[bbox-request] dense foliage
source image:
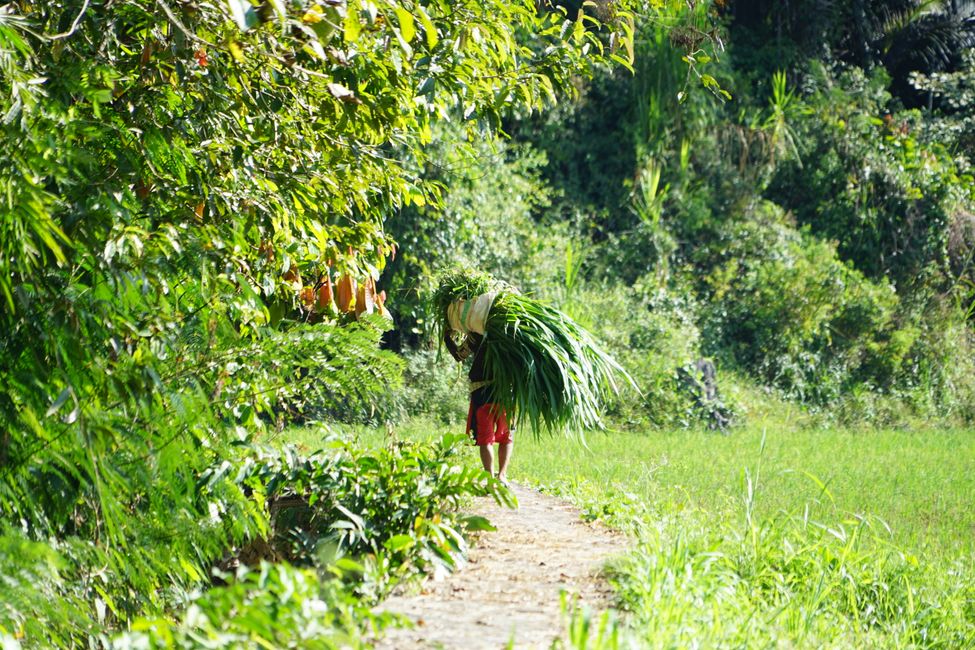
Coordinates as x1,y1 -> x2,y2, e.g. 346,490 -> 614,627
0,0 -> 640,645
4,0 -> 975,645
382,0 -> 975,428
2,431 -> 507,646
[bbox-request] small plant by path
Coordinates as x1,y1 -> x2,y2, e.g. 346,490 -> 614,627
374,483 -> 623,649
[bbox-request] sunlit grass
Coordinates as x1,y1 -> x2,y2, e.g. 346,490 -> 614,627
301,417 -> 975,558
288,416 -> 975,647
516,425 -> 975,559
511,421 -> 975,646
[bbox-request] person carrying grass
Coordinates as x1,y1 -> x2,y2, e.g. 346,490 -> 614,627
444,329 -> 513,486
435,268 -> 631,481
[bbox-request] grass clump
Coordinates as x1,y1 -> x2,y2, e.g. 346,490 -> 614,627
602,499 -> 975,648
431,267 -> 498,326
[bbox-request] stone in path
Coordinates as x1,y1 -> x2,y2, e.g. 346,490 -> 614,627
373,483 -> 623,649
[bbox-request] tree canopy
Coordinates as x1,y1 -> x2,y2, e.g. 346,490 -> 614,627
0,0 -> 645,642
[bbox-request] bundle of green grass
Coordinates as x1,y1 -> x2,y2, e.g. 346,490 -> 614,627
433,268 -> 633,434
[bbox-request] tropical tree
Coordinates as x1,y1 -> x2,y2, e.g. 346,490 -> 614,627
726,0 -> 975,104
0,0 -> 642,641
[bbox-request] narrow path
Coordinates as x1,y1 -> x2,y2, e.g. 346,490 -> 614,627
374,483 -> 623,649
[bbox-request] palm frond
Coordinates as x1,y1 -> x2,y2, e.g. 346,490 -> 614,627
884,11 -> 975,74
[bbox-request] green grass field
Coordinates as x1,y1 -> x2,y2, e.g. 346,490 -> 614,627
518,426 -> 975,557
287,419 -> 975,556
279,418 -> 975,647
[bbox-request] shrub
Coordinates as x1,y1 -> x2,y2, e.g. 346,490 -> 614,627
896,301 -> 975,423
698,201 -> 903,403
111,563 -> 386,650
0,430 -> 509,647
232,433 -> 511,599
768,65 -> 975,287
564,276 -> 732,429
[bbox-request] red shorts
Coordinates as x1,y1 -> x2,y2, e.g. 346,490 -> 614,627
466,402 -> 513,446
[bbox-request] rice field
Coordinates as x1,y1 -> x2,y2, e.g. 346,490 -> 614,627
518,424 -> 975,647
283,419 -> 975,647
518,425 -> 975,558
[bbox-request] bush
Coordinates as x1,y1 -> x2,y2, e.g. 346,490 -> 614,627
0,430 -> 509,647
233,433 -> 511,600
768,65 -> 975,287
564,276 -> 732,429
896,301 -> 975,423
382,348 -> 470,426
111,563 -> 385,650
698,201 -> 903,403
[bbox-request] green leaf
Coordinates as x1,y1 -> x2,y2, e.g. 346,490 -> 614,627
334,557 -> 365,573
344,0 -> 361,42
384,534 -> 415,551
226,0 -> 258,31
267,0 -> 287,25
573,10 -> 585,43
417,7 -> 439,48
334,503 -> 366,530
395,7 -> 415,44
609,52 -> 634,73
461,515 -> 496,532
46,387 -> 72,417
179,556 -> 203,581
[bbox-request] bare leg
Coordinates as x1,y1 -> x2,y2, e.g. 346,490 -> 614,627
497,443 -> 513,481
478,444 -> 493,475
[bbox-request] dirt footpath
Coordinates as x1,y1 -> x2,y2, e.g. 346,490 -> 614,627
373,483 -> 624,649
